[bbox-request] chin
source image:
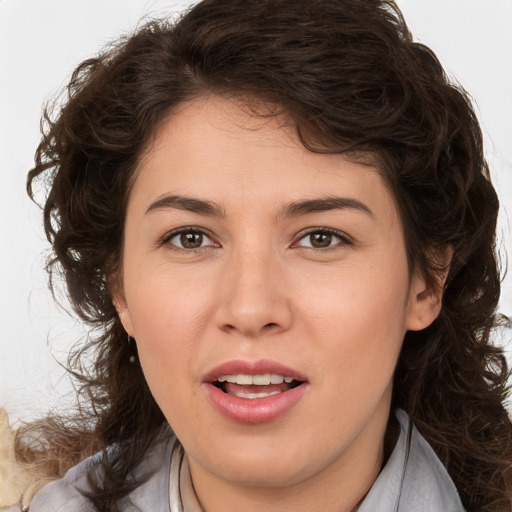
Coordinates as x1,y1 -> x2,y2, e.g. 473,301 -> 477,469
216,463 -> 311,489
197,439 -> 328,489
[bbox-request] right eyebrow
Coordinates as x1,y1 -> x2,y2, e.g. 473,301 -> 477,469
145,194 -> 225,217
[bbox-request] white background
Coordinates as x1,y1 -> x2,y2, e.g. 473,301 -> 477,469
1,0 -> 511,425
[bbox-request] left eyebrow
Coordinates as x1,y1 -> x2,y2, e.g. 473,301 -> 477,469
276,197 -> 374,220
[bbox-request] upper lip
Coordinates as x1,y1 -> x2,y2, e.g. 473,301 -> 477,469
203,359 -> 307,383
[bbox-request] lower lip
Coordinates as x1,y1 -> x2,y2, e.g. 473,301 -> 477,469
203,383 -> 309,424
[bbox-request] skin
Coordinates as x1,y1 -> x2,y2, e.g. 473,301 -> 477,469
114,95 -> 442,512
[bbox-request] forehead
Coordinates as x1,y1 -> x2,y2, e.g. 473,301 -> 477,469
131,95 -> 399,225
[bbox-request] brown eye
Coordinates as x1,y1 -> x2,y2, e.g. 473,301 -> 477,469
180,232 -> 203,249
296,230 -> 348,250
309,233 -> 332,248
167,230 -> 215,250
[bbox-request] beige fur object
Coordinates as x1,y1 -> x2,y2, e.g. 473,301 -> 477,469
0,409 -> 51,511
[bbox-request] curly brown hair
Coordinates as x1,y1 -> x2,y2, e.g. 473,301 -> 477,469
22,0 -> 511,510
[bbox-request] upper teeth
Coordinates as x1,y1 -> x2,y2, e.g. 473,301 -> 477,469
217,374 -> 294,385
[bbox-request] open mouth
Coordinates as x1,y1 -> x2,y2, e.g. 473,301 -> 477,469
212,373 -> 304,399
204,363 -> 310,423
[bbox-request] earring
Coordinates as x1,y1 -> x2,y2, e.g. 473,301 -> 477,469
127,335 -> 136,363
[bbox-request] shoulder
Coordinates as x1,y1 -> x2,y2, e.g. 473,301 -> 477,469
396,410 -> 465,512
28,455 -> 98,512
29,436 -> 177,512
360,410 -> 465,512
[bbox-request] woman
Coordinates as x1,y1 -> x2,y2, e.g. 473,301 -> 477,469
14,0 -> 512,510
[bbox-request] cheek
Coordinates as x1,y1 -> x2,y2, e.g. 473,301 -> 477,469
302,255 -> 410,334
123,270 -> 213,402
298,257 -> 410,383
133,309 -> 203,427
125,259 -> 214,335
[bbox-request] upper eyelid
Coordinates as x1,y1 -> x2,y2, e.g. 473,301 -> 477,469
160,226 -> 218,246
158,226 -> 352,247
294,227 -> 351,242
291,229 -> 354,252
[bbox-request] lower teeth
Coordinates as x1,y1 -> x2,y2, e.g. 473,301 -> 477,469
231,390 -> 282,399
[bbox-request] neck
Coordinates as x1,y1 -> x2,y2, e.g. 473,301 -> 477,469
186,404 -> 392,512
190,476 -> 372,512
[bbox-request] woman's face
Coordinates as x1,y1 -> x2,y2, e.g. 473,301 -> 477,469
115,96 -> 437,498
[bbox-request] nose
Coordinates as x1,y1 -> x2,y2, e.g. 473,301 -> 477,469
215,248 -> 293,337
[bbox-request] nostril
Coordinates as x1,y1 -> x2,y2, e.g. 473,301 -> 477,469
263,322 -> 278,329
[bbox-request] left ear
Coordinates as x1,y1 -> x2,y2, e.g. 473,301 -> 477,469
406,246 -> 453,331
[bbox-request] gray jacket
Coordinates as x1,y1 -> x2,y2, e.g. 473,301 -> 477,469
23,410 -> 465,511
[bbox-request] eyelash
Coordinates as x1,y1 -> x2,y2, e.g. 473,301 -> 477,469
293,228 -> 353,252
159,227 -> 352,253
160,227 -> 218,253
